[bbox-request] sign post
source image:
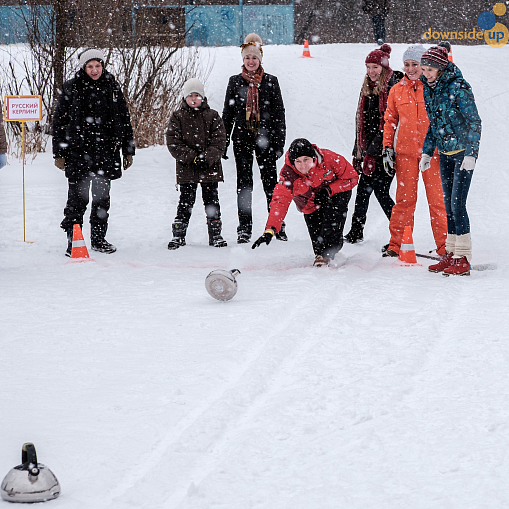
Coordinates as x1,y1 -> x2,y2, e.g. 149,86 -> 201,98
4,95 -> 43,242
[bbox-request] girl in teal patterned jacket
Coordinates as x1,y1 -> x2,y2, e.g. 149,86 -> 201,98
419,44 -> 482,276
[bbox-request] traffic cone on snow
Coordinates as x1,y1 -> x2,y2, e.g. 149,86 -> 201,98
70,224 -> 90,259
398,226 -> 417,264
448,45 -> 453,62
301,40 -> 313,58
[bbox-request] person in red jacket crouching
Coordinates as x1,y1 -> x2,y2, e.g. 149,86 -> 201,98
252,138 -> 359,267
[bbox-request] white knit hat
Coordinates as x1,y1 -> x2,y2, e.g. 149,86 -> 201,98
402,45 -> 426,64
182,78 -> 205,99
78,48 -> 105,68
241,33 -> 263,63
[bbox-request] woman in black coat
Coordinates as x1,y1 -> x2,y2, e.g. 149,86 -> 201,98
222,33 -> 286,244
52,48 -> 135,256
345,44 -> 402,245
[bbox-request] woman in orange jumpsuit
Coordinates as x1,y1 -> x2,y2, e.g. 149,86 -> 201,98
382,45 -> 447,257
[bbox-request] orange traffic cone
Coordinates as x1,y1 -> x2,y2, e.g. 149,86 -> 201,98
398,226 -> 417,264
301,40 -> 313,58
70,224 -> 90,260
448,46 -> 453,62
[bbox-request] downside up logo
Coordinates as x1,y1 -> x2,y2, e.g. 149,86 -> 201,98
423,2 -> 508,48
477,2 -> 508,47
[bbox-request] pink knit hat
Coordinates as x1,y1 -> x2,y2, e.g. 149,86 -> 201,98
365,43 -> 392,69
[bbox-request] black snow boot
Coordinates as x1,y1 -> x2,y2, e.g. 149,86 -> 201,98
275,222 -> 288,241
65,230 -> 73,257
168,220 -> 188,250
237,225 -> 252,244
208,219 -> 227,248
344,216 -> 366,244
91,223 -> 117,254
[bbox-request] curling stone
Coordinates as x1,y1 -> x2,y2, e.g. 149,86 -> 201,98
205,269 -> 241,301
1,443 -> 60,503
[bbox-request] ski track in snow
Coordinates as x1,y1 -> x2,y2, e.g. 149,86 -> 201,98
1,43 -> 509,509
105,271 -> 341,507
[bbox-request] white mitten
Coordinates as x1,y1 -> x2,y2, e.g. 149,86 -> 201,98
459,155 -> 476,171
419,154 -> 432,172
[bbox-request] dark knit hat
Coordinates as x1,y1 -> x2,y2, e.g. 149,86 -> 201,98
365,43 -> 392,68
420,45 -> 449,70
288,138 -> 316,165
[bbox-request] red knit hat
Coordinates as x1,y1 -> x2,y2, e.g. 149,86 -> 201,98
365,43 -> 392,68
420,46 -> 449,70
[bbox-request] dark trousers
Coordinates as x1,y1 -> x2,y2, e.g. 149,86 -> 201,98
304,190 -> 352,259
372,15 -> 386,43
233,141 -> 278,234
439,152 -> 473,235
175,182 -> 221,224
351,158 -> 394,220
61,174 -> 111,232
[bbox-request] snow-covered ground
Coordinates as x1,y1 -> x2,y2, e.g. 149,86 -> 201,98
1,43 -> 508,508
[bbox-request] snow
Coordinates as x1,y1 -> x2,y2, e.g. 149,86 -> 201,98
1,43 -> 509,508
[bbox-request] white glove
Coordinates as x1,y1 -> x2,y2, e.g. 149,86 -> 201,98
382,147 -> 395,177
460,155 -> 476,171
419,154 -> 431,172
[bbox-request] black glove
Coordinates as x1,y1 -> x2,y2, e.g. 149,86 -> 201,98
382,147 -> 395,177
252,228 -> 275,249
352,157 -> 362,174
313,186 -> 331,207
193,154 -> 209,171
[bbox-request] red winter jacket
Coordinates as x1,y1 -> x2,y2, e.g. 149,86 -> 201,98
266,145 -> 358,232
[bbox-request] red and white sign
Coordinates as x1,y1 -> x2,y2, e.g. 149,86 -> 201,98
4,95 -> 42,122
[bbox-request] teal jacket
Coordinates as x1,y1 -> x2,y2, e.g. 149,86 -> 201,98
421,63 -> 482,159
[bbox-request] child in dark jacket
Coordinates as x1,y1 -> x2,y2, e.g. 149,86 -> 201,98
166,78 -> 227,249
252,138 -> 359,267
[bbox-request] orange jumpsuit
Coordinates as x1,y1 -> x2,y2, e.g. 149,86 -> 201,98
383,76 -> 447,255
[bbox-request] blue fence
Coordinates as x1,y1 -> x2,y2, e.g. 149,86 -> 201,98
185,5 -> 294,46
0,6 -> 54,45
0,4 -> 294,46
0,6 -> 33,44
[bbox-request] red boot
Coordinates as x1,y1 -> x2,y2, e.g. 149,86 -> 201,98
443,256 -> 471,276
428,252 -> 453,273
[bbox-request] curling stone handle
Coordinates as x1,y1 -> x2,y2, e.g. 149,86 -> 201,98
230,269 -> 241,278
21,443 -> 40,475
22,443 -> 37,466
